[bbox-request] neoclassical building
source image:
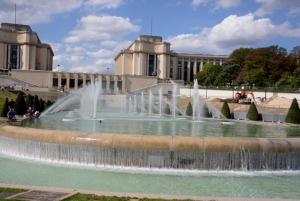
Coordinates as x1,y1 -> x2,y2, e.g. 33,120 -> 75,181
0,23 -> 53,71
115,35 -> 228,83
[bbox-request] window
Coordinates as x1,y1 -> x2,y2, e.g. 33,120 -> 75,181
190,62 -> 194,82
9,45 -> 20,70
170,67 -> 173,78
177,61 -> 182,80
70,79 -> 75,88
53,78 -> 58,87
197,62 -> 201,72
78,79 -> 83,87
148,54 -> 157,76
184,61 -> 188,82
61,79 -> 66,86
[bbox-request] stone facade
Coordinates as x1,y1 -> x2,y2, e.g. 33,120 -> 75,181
115,35 -> 228,83
0,23 -> 53,71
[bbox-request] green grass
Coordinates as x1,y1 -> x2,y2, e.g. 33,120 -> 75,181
0,187 -> 26,194
0,91 -> 17,113
63,193 -> 211,201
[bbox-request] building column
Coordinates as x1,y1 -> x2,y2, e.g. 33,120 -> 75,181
193,59 -> 197,79
66,73 -> 70,90
173,57 -> 177,80
213,60 -> 216,65
121,75 -> 126,93
22,45 -> 30,70
90,74 -> 95,84
187,58 -> 191,82
200,59 -> 204,71
58,73 -> 62,88
114,76 -> 118,94
220,59 -> 223,66
74,74 -> 78,90
83,74 -> 86,86
106,75 -> 110,93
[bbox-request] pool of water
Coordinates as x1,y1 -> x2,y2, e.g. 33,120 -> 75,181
0,155 -> 300,200
20,112 -> 300,138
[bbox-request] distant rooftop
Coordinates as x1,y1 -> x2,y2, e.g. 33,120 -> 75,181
138,35 -> 163,43
1,23 -> 32,32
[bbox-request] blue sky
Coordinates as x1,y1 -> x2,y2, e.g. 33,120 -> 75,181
1,0 -> 300,73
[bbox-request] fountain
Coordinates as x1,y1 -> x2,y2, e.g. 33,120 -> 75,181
1,79 -> 300,200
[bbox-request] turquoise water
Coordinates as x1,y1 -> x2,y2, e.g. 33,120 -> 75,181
20,112 -> 300,138
0,155 -> 300,199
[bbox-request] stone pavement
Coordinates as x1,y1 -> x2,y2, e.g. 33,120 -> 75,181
0,183 -> 298,201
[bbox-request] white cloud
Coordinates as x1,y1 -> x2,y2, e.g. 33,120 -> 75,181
255,0 -> 300,17
64,15 -> 140,43
192,0 -> 240,8
84,0 -> 123,8
53,15 -> 139,73
0,0 -> 124,25
168,13 -> 300,55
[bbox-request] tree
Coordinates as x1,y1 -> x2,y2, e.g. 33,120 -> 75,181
286,98 -> 300,124
15,92 -> 27,115
33,95 -> 41,111
26,94 -> 34,107
164,104 -> 171,115
1,98 -> 9,117
186,102 -> 193,116
40,98 -> 45,112
197,64 -> 230,86
247,103 -> 260,121
46,100 -> 53,108
201,103 -> 212,118
221,101 -> 231,119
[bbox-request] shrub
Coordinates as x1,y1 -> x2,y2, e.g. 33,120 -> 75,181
15,92 -> 27,115
247,102 -> 260,121
201,103 -> 212,118
1,98 -> 9,117
40,98 -> 45,112
286,98 -> 300,124
33,95 -> 41,111
221,101 -> 231,119
46,100 -> 53,108
164,104 -> 171,115
25,94 -> 33,107
186,102 -> 193,116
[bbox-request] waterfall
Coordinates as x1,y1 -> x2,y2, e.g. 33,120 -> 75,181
1,135 -> 299,170
192,79 -> 199,120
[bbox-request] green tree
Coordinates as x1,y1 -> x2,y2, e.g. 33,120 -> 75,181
286,98 -> 300,124
25,94 -> 34,107
40,98 -> 45,112
15,92 -> 27,115
186,102 -> 193,116
201,103 -> 212,118
221,101 -> 231,119
197,64 -> 229,86
1,98 -> 9,117
247,103 -> 260,121
46,100 -> 53,108
33,95 -> 41,111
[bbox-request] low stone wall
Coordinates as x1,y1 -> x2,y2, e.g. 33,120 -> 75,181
1,125 -> 300,170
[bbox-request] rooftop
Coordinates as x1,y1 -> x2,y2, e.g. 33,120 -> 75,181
1,23 -> 32,32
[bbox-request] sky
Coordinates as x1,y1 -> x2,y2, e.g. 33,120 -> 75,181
0,0 -> 300,73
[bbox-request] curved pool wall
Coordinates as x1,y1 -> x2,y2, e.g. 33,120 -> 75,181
1,125 -> 300,170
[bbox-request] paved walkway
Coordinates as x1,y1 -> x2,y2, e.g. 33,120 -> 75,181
0,183 -> 298,201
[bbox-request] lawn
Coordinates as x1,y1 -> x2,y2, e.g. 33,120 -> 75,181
0,91 -> 17,113
63,193 -> 198,201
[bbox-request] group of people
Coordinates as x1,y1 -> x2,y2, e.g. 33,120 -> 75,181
24,106 -> 40,120
6,100 -> 40,122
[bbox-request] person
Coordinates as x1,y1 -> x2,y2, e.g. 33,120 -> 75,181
7,108 -> 16,121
